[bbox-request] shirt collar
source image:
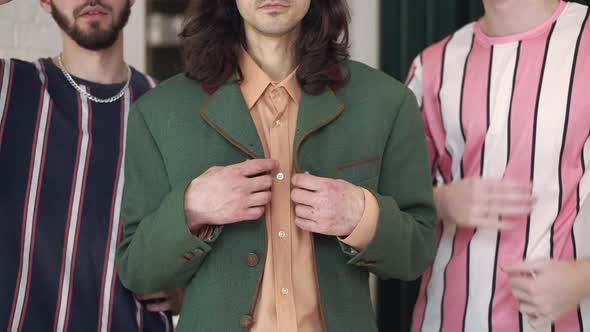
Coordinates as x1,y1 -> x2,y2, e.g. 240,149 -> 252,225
238,48 -> 301,109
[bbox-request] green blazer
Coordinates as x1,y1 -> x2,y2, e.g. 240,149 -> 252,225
116,61 -> 437,331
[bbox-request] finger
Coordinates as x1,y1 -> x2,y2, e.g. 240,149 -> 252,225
234,159 -> 279,177
528,315 -> 552,330
487,194 -> 537,205
486,204 -> 534,218
247,191 -> 272,207
484,179 -> 533,193
291,173 -> 325,191
484,196 -> 535,212
294,217 -> 319,233
291,188 -> 317,206
519,303 -> 539,315
512,288 -> 534,304
502,259 -> 548,274
475,195 -> 534,213
135,292 -> 166,300
468,217 -> 518,229
243,206 -> 266,221
295,204 -> 318,221
507,276 -> 534,296
146,300 -> 172,313
247,175 -> 273,193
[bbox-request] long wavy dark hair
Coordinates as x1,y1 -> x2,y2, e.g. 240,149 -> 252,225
180,0 -> 351,94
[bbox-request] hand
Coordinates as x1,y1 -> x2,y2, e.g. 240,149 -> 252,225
434,178 -> 535,229
0,0 -> 13,5
503,259 -> 590,329
291,173 -> 365,237
136,288 -> 185,315
184,159 -> 278,233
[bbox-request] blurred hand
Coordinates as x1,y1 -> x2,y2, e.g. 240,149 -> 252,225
184,159 -> 278,233
136,288 -> 184,315
0,0 -> 13,5
504,259 -> 590,329
434,178 -> 536,229
291,173 -> 365,237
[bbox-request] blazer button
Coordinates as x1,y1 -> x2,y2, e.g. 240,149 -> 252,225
240,314 -> 254,329
246,253 -> 259,267
180,252 -> 195,263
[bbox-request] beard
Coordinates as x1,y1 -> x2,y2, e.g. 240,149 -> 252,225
51,0 -> 131,51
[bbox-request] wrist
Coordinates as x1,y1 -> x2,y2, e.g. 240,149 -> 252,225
433,185 -> 449,221
185,214 -> 204,234
184,208 -> 203,234
183,182 -> 204,234
580,258 -> 590,298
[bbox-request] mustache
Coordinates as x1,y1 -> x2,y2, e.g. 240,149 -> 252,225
73,0 -> 113,17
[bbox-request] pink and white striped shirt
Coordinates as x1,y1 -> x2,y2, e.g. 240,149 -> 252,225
408,2 -> 590,332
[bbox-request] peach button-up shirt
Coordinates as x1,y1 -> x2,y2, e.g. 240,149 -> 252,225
236,49 -> 380,332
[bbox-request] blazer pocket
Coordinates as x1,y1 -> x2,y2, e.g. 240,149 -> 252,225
332,154 -> 381,188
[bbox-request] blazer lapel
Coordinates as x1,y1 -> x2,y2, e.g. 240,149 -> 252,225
293,88 -> 345,171
199,82 -> 265,159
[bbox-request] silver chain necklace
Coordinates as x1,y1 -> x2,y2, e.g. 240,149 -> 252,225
57,54 -> 131,104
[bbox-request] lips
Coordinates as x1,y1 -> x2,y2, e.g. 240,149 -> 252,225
260,3 -> 288,10
79,6 -> 108,17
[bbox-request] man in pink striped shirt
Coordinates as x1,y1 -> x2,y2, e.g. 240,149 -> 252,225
408,0 -> 590,331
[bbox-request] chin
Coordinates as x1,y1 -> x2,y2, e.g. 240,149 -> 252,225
257,22 -> 297,36
78,23 -> 109,33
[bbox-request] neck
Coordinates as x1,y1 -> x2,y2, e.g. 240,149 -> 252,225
56,33 -> 127,84
244,26 -> 299,81
480,0 -> 561,37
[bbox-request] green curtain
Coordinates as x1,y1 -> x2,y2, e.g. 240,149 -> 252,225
380,0 -> 589,81
377,1 -> 588,331
380,0 -> 483,81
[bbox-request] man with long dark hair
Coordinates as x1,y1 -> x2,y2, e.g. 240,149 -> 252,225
116,0 -> 437,330
408,0 -> 590,331
0,0 -> 181,331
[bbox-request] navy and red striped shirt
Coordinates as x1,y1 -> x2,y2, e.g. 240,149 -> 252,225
0,58 -> 171,332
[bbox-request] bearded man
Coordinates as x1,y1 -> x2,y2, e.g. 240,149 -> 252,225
0,1 -> 182,331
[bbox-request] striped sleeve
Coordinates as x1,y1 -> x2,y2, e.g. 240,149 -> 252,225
406,55 -> 423,108
406,55 -> 438,179
0,59 -> 15,148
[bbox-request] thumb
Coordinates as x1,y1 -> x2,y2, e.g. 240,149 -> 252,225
502,259 -> 547,274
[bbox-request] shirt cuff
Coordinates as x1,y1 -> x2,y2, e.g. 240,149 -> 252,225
339,188 -> 380,251
195,225 -> 216,241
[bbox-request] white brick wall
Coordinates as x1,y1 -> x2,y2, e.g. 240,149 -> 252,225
0,1 -> 375,73
0,0 -> 61,60
0,0 -> 146,71
347,0 -> 380,69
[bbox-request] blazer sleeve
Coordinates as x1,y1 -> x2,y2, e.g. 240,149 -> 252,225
341,89 -> 438,281
116,105 -> 218,294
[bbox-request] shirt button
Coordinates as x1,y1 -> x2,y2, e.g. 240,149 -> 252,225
281,288 -> 289,295
276,172 -> 285,181
278,230 -> 286,238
